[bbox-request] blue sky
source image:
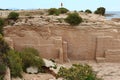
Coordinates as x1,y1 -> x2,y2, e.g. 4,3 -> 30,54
0,0 -> 119,11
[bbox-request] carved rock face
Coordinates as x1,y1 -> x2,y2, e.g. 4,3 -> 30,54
4,24 -> 120,63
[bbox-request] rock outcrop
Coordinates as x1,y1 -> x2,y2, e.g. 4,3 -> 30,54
4,21 -> 120,63
3,10 -> 120,63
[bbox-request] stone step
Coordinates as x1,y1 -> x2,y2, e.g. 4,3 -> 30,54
96,57 -> 106,63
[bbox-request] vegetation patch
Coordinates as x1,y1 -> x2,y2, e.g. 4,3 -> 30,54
48,7 -> 69,15
19,47 -> 45,72
85,9 -> 92,13
94,7 -> 106,16
7,50 -> 23,78
48,8 -> 60,16
57,64 -> 102,80
65,12 -> 82,26
0,18 -> 5,35
0,63 -> 6,80
58,7 -> 69,14
0,35 -> 10,55
8,12 -> 19,20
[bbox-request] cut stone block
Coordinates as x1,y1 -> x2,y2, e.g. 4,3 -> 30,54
105,49 -> 120,62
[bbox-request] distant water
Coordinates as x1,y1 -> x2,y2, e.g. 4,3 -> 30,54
105,11 -> 120,20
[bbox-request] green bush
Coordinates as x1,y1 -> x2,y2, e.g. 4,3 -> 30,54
48,8 -> 60,15
48,8 -> 69,15
54,10 -> 60,16
0,35 -> 10,55
58,8 -> 69,14
0,18 -> 4,35
85,9 -> 92,13
19,47 -> 45,72
57,64 -> 102,80
94,7 -> 106,16
8,12 -> 19,20
0,63 -> 6,80
0,63 -> 6,75
7,50 -> 23,78
79,10 -> 84,12
0,18 -> 4,26
0,75 -> 4,80
65,12 -> 82,26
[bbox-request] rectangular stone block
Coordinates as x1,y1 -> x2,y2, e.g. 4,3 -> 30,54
105,49 -> 120,62
96,36 -> 113,58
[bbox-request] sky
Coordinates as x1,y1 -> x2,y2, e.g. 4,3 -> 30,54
0,0 -> 119,11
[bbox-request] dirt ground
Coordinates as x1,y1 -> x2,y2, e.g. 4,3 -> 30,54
63,61 -> 120,80
12,61 -> 120,80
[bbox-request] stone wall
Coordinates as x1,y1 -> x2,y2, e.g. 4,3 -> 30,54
4,26 -> 120,63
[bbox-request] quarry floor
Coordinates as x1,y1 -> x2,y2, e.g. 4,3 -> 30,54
12,61 -> 120,80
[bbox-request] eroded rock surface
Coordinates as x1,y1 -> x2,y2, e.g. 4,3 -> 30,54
4,21 -> 120,63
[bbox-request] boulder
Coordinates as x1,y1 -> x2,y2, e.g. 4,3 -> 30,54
43,59 -> 56,68
26,67 -> 38,74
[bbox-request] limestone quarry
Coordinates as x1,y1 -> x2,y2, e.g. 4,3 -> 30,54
1,9 -> 120,80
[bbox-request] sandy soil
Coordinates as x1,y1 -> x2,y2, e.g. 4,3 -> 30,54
12,73 -> 54,80
12,61 -> 120,80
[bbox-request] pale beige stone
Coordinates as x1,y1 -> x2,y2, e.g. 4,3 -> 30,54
26,67 -> 38,74
4,67 -> 11,80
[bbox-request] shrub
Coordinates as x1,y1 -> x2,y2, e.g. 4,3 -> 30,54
0,63 -> 6,75
19,47 -> 45,72
65,12 -> 82,26
85,9 -> 92,13
0,35 -> 10,55
0,62 -> 6,80
48,8 -> 60,15
0,75 -> 4,80
54,9 -> 60,16
57,64 -> 102,80
79,10 -> 84,12
74,10 -> 78,13
7,50 -> 23,78
94,7 -> 106,16
58,8 -> 69,14
8,12 -> 19,20
0,18 -> 4,26
0,18 -> 4,35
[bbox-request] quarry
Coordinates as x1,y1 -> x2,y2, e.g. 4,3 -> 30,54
2,9 -> 120,63
1,9 -> 120,80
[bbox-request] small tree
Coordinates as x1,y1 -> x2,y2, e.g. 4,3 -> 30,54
58,7 -> 69,14
65,12 -> 82,26
8,12 -> 19,20
85,9 -> 92,13
94,7 -> 106,16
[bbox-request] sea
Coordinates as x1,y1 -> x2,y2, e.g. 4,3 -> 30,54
105,11 -> 120,20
